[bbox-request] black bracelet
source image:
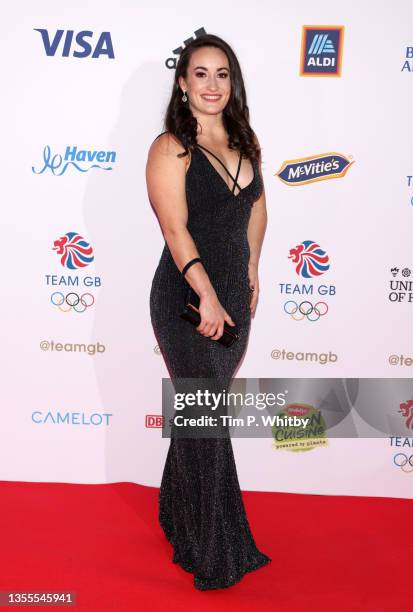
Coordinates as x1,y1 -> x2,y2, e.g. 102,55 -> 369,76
181,257 -> 202,278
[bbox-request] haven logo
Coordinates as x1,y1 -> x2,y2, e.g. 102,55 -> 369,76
46,232 -> 101,314
32,145 -> 115,176
276,152 -> 354,186
279,240 -> 335,323
300,26 -> 344,76
34,29 -> 115,58
165,27 -> 207,69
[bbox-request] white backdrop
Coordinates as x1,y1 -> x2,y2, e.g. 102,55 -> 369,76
2,0 -> 413,498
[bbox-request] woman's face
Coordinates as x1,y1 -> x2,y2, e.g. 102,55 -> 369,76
178,46 -> 231,117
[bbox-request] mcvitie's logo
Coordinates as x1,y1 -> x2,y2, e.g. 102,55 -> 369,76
34,29 -> 115,58
276,152 -> 354,186
300,25 -> 344,76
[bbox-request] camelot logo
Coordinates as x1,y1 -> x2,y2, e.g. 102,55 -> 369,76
300,26 -> 344,76
34,29 -> 115,58
276,153 -> 354,186
32,145 -> 115,176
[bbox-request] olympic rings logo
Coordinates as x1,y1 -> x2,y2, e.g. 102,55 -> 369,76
283,300 -> 328,322
51,291 -> 95,313
393,453 -> 413,473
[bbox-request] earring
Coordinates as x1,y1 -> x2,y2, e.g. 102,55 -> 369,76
182,90 -> 188,102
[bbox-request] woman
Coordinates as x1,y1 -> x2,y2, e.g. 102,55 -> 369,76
146,33 -> 270,590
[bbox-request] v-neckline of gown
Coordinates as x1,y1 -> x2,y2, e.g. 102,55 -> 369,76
195,143 -> 255,199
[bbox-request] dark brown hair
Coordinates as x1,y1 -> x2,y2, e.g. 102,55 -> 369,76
163,34 -> 260,161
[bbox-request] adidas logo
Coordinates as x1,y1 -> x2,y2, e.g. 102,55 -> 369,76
165,27 -> 207,69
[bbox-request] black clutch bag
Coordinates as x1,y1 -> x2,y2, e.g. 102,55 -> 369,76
179,285 -> 239,348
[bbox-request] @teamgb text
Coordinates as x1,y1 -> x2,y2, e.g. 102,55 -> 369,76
51,291 -> 94,312
40,340 -> 105,355
284,300 -> 328,321
393,453 -> 413,472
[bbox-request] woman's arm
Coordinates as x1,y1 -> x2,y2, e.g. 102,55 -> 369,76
247,134 -> 268,317
146,132 -> 235,340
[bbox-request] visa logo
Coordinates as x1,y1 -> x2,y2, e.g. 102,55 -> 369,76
34,29 -> 115,59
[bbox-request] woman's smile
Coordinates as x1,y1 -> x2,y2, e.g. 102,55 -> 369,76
200,94 -> 222,102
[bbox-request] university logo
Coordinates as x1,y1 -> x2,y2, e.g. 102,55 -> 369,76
34,29 -> 115,58
300,26 -> 344,76
276,152 -> 354,186
388,267 -> 413,303
165,27 -> 207,69
32,145 -> 115,176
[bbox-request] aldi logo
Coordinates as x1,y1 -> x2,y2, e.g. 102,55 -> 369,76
300,26 -> 344,76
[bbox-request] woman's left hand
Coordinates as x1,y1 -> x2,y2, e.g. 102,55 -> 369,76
248,263 -> 259,317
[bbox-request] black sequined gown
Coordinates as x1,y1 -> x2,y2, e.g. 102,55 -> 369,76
149,133 -> 271,590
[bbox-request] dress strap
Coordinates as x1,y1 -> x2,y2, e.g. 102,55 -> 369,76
154,130 -> 168,141
196,143 -> 242,193
232,152 -> 242,195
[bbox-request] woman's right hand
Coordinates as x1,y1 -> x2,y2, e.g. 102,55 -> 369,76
196,293 -> 235,341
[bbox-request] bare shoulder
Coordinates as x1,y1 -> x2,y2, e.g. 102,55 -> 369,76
146,132 -> 190,211
147,132 -> 190,171
148,131 -> 184,156
146,132 -> 190,225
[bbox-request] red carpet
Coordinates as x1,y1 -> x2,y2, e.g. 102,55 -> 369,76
0,480 -> 411,611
